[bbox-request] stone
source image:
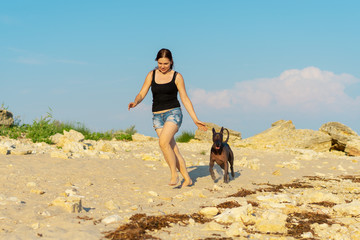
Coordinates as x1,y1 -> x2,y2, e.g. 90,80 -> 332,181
63,129 -> 85,142
0,110 -> 14,126
0,146 -> 9,155
199,207 -> 219,218
62,142 -> 85,153
148,191 -> 159,197
214,204 -> 253,224
105,200 -> 119,211
235,120 -> 332,152
345,139 -> 360,156
30,189 -> 45,195
10,149 -> 32,155
320,122 -> 359,151
225,222 -> 245,237
132,133 -> 157,142
102,215 -> 122,224
194,122 -> 241,143
95,141 -> 116,153
49,133 -> 63,145
255,210 -> 288,233
203,221 -> 225,231
51,196 -> 82,213
333,200 -> 360,216
298,189 -> 343,204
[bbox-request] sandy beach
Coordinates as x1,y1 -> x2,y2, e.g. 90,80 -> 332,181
1,138 -> 360,239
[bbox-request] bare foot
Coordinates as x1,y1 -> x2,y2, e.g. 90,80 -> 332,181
181,179 -> 193,188
169,176 -> 179,186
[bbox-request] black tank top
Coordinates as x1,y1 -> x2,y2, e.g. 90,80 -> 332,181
151,70 -> 181,112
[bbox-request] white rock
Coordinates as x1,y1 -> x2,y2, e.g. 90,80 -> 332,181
301,232 -> 314,238
214,205 -> 253,224
31,222 -> 40,230
257,193 -> 295,205
148,191 -> 159,197
298,189 -> 343,204
255,210 -> 288,233
102,215 -> 122,224
203,221 -> 225,231
334,200 -> 360,216
226,222 -> 245,237
105,200 -> 119,211
199,207 -> 219,218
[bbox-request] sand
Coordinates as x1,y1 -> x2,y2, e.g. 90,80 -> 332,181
1,140 -> 360,239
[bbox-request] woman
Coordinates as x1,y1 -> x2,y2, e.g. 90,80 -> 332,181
128,48 -> 206,188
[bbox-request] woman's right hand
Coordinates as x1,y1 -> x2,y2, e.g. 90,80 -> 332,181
128,102 -> 137,110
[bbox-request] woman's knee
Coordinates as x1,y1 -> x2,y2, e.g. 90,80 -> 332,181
159,137 -> 171,150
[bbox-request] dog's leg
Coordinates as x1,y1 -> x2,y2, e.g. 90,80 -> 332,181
229,149 -> 234,178
223,160 -> 229,183
209,156 -> 216,181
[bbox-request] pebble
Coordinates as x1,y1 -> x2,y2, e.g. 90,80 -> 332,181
102,215 -> 122,224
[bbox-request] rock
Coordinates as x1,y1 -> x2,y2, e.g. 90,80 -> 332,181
102,215 -> 122,224
255,210 -> 288,233
49,133 -> 63,144
320,122 -> 359,151
204,221 -> 225,231
345,139 -> 360,156
30,189 -> 45,195
236,120 -> 332,152
225,222 -> 245,237
333,200 -> 360,216
63,130 -> 84,142
95,141 -> 116,153
0,146 -> 9,155
132,133 -> 157,142
105,200 -> 119,211
148,191 -> 159,197
199,207 -> 219,218
298,189 -> 343,204
62,142 -> 85,153
0,110 -> 14,126
194,122 -> 241,143
214,205 -> 253,224
51,196 -> 82,213
10,149 -> 32,155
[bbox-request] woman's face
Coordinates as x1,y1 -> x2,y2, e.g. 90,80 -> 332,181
157,57 -> 172,73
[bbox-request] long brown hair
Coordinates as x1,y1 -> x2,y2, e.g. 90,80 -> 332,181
155,48 -> 174,69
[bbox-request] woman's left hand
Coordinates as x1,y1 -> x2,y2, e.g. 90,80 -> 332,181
195,120 -> 207,131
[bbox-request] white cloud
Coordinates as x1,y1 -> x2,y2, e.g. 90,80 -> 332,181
190,67 -> 360,113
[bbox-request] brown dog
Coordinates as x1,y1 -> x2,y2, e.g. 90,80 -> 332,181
209,127 -> 234,183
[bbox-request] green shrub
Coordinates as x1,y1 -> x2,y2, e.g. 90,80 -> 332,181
0,107 -> 137,143
176,130 -> 195,143
26,113 -> 58,144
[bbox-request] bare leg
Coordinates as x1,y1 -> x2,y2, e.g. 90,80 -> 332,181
156,122 -> 192,187
170,138 -> 192,188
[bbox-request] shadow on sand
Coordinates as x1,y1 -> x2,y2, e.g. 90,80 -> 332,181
187,165 -> 241,184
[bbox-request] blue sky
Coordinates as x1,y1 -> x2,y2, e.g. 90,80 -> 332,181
1,1 -> 359,138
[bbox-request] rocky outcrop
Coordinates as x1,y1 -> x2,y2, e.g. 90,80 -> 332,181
194,122 -> 241,144
320,122 -> 360,156
235,120 -> 332,152
0,110 -> 14,126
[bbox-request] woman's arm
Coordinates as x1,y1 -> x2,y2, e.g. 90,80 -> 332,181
128,71 -> 153,110
176,73 -> 207,130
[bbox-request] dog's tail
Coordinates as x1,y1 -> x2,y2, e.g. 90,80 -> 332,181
224,128 -> 230,143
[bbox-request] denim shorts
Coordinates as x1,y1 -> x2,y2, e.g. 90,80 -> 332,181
152,107 -> 183,130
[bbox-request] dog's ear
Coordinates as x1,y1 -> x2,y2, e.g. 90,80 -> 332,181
220,127 -> 224,134
212,128 -> 216,134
